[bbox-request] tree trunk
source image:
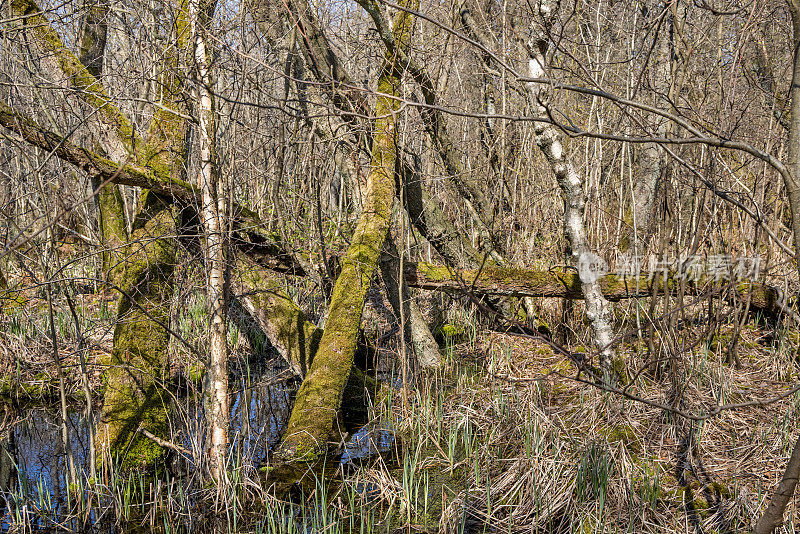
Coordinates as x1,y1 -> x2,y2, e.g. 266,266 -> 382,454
754,1 -> 800,531
95,0 -> 192,471
402,262 -> 784,317
76,0 -> 129,284
96,191 -> 179,471
275,0 -> 415,462
190,0 -> 227,481
521,4 -> 616,370
358,0 -> 502,263
380,232 -> 442,369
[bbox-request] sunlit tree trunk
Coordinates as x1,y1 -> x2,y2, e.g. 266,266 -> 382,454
96,0 -> 191,470
189,0 -> 228,481
520,0 -> 616,370
276,0 -> 417,462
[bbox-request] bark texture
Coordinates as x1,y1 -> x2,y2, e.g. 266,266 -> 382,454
190,0 -> 228,481
521,2 -> 616,369
276,0 -> 416,462
96,192 -> 179,470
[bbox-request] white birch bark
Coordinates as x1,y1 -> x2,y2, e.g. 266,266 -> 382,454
189,0 -> 228,482
522,3 -> 616,370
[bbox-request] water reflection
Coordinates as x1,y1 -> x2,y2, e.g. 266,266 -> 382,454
0,357 -> 394,531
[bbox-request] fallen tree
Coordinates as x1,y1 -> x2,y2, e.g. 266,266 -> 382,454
0,101 -> 303,276
401,262 -> 786,318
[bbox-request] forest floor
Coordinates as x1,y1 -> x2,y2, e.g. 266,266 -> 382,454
1,285 -> 799,532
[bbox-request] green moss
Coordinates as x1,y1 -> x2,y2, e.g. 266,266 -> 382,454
384,449 -> 466,530
440,323 -> 465,341
97,192 -> 179,471
683,484 -> 711,518
0,289 -> 27,312
96,183 -> 128,285
277,1 -> 408,463
0,376 -> 88,404
600,424 -> 639,452
186,360 -> 205,384
709,481 -> 731,499
610,356 -> 629,382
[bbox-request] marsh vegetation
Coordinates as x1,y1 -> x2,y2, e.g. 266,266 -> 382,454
2,0 -> 800,531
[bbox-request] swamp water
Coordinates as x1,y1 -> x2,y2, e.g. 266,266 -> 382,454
0,359 -> 397,533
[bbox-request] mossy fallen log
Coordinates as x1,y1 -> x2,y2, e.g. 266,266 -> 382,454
234,259 -> 321,377
402,263 -> 787,318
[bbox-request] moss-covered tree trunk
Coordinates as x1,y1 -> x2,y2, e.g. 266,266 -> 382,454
8,0 -> 182,472
357,0 -> 501,264
235,259 -> 322,377
275,1 -> 416,462
95,1 -> 191,470
96,191 -> 179,470
233,260 -> 378,433
77,0 -> 129,284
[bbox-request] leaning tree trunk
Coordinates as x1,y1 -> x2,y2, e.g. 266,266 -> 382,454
275,0 -> 416,462
754,1 -> 800,532
358,0 -> 502,264
520,2 -> 616,370
233,259 -> 379,433
76,0 -> 129,284
380,232 -> 442,369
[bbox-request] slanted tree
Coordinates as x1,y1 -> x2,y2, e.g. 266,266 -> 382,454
276,0 -> 417,462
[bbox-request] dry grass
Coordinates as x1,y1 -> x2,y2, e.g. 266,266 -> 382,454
347,317 -> 800,533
